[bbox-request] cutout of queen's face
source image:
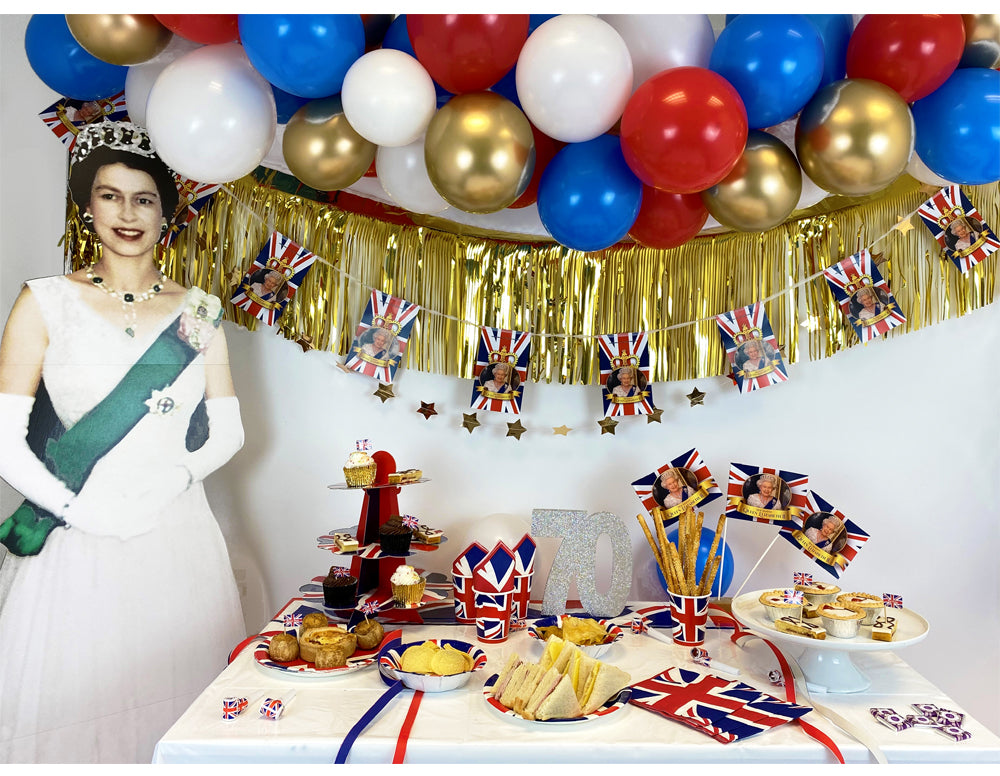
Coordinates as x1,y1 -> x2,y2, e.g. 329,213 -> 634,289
480,361 -> 520,394
742,473 -> 791,509
802,511 -> 847,554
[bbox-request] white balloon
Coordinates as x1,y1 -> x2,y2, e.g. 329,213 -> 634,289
146,43 -> 276,184
124,35 -> 201,127
515,15 -> 633,143
600,14 -> 715,91
765,115 -> 830,210
341,49 -> 437,148
906,149 -> 954,187
376,135 -> 450,215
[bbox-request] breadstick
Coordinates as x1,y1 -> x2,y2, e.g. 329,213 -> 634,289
699,555 -> 721,596
652,509 -> 672,574
693,510 -> 705,549
678,510 -> 689,583
634,513 -> 669,581
704,513 -> 726,569
665,542 -> 689,596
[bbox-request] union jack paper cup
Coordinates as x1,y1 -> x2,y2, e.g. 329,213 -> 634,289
668,590 -> 710,647
453,571 -> 477,624
512,569 -> 533,620
474,592 -> 514,643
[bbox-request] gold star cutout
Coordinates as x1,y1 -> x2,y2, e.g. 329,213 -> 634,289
417,401 -> 437,419
373,382 -> 395,403
598,417 -> 618,435
894,215 -> 915,235
461,412 -> 481,433
552,425 -> 571,436
686,387 -> 706,407
296,334 -> 314,352
646,407 -> 663,423
506,419 -> 526,440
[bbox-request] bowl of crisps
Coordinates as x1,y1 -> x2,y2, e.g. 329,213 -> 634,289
379,638 -> 488,692
527,615 -> 623,658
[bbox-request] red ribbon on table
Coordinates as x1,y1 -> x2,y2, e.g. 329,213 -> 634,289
392,689 -> 424,763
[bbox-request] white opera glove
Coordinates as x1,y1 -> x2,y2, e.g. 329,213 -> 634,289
0,393 -> 75,518
181,396 -> 245,484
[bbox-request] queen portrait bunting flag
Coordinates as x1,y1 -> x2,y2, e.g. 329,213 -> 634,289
231,231 -> 318,326
344,290 -> 421,384
632,448 -> 722,525
778,491 -> 869,579
597,332 -> 654,417
716,303 -> 788,394
823,249 -> 906,343
917,185 -> 999,273
725,462 -> 809,527
471,327 -> 531,414
39,92 -> 128,150
164,176 -> 221,248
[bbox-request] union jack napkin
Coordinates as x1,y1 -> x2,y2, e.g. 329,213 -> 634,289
629,667 -> 812,743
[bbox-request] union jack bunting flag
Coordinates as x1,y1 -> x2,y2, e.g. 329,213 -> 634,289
726,462 -> 809,527
163,176 -> 221,247
917,185 -> 999,273
777,491 -> 870,579
39,92 -> 128,150
716,303 -> 788,394
793,571 -> 814,586
344,289 -> 421,383
231,231 -> 319,326
882,593 -> 903,609
597,332 -> 655,417
823,250 -> 906,343
632,447 -> 723,525
629,667 -> 812,743
471,327 -> 531,414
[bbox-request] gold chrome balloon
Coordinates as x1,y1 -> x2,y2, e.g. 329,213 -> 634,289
66,14 -> 172,66
424,92 -> 535,214
701,131 -> 802,232
283,97 -> 377,192
960,14 -> 1000,69
795,79 -> 914,197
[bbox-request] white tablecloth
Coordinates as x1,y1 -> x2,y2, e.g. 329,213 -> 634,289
153,600 -> 1000,764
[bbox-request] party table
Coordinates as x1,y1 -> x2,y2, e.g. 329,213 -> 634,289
153,598 -> 1000,764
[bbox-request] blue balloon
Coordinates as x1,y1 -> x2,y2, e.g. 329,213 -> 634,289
537,135 -> 643,253
272,85 -> 310,124
529,14 -> 559,34
655,528 -> 735,598
239,14 -> 365,99
912,68 -> 1000,186
24,14 -> 127,101
382,15 -> 454,107
803,15 -> 854,88
710,14 -> 825,129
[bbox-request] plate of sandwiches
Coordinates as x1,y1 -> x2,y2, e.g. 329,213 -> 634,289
483,635 -> 632,725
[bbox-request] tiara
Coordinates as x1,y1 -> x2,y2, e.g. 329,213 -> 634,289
71,120 -> 158,167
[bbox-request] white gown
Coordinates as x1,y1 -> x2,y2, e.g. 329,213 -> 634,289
0,276 -> 245,763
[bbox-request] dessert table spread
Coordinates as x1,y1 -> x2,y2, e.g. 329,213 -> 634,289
152,598 -> 1000,764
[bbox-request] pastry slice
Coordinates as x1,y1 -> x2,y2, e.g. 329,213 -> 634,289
333,532 -> 359,552
871,615 -> 897,642
775,616 -> 827,639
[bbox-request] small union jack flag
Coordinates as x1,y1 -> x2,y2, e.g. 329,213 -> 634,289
360,600 -> 380,615
283,613 -> 303,629
330,566 -> 353,578
401,514 -> 420,530
883,593 -> 903,609
782,589 -> 804,606
344,289 -> 421,383
356,439 -> 372,451
631,617 -> 649,634
793,571 -> 813,586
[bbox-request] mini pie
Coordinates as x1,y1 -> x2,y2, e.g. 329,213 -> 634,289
758,590 -> 804,621
794,581 -> 841,605
817,603 -> 865,638
298,626 -> 357,663
836,592 -> 884,625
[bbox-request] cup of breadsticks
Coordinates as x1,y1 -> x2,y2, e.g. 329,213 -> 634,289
634,506 -> 727,647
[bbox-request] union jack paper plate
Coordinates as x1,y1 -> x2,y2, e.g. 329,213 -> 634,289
527,615 -> 624,659
483,674 -> 631,725
379,638 -> 488,692
252,630 -> 393,679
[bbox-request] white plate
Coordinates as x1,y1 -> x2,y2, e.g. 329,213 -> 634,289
482,674 -> 630,726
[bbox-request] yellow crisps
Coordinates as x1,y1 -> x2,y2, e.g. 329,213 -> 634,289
401,641 -> 473,676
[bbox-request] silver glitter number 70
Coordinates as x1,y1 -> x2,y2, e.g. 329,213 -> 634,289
531,508 -> 633,618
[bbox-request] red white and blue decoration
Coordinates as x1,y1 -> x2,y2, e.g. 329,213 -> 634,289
598,332 -> 655,417
222,695 -> 249,720
883,593 -> 903,609
823,249 -> 906,343
344,289 -> 420,383
452,542 -> 489,625
777,491 -> 870,579
793,571 -> 814,587
39,91 -> 128,149
231,230 -> 319,326
871,704 -> 972,742
282,612 -> 303,631
472,542 -> 517,643
668,590 -> 710,647
716,303 -> 788,394
258,697 -> 285,720
629,667 -> 812,743
631,447 -> 723,524
725,462 -> 809,527
917,185 -> 999,274
471,326 -> 531,415
512,533 -> 537,620
165,176 -> 221,247
781,589 -> 804,606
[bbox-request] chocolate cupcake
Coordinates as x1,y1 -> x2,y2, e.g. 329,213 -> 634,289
322,566 -> 358,609
379,515 -> 413,556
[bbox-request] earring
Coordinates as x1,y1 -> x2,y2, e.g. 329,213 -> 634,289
160,223 -> 169,236
82,212 -> 94,225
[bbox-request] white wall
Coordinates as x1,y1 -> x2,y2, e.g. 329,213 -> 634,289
2,15 -> 998,737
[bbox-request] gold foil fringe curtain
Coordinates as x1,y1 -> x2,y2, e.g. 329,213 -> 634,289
68,177 -> 999,386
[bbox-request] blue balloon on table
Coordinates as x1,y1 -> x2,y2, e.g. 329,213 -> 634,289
381,14 -> 453,108
709,14 -> 825,129
24,14 -> 127,101
802,14 -> 854,88
655,527 -> 735,598
911,68 -> 1000,186
239,14 -> 365,99
271,85 -> 310,124
537,135 -> 643,253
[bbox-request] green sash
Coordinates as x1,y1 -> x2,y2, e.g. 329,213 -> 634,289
0,289 -> 220,556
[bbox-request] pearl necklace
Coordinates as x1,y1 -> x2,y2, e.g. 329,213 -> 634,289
86,265 -> 166,338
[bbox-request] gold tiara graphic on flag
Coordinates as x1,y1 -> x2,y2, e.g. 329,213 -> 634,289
733,326 -> 763,345
936,205 -> 967,229
610,354 -> 639,369
373,314 -> 402,334
265,258 -> 297,277
842,273 -> 873,294
488,348 -> 517,365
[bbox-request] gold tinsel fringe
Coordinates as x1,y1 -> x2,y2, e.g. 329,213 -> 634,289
68,177 -> 998,386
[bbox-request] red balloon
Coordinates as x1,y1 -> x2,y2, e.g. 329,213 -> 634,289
629,187 -> 709,250
509,125 -> 562,209
407,14 -> 529,94
154,15 -> 239,45
619,67 -> 748,194
363,158 -> 378,178
846,15 -> 966,102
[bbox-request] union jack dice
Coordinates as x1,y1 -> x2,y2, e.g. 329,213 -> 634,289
222,696 -> 249,720
259,697 -> 285,720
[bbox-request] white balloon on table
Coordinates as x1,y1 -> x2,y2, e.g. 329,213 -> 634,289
341,48 -> 437,148
599,14 -> 716,91
515,14 -> 633,143
124,34 -> 201,127
146,42 -> 276,183
376,135 -> 450,215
